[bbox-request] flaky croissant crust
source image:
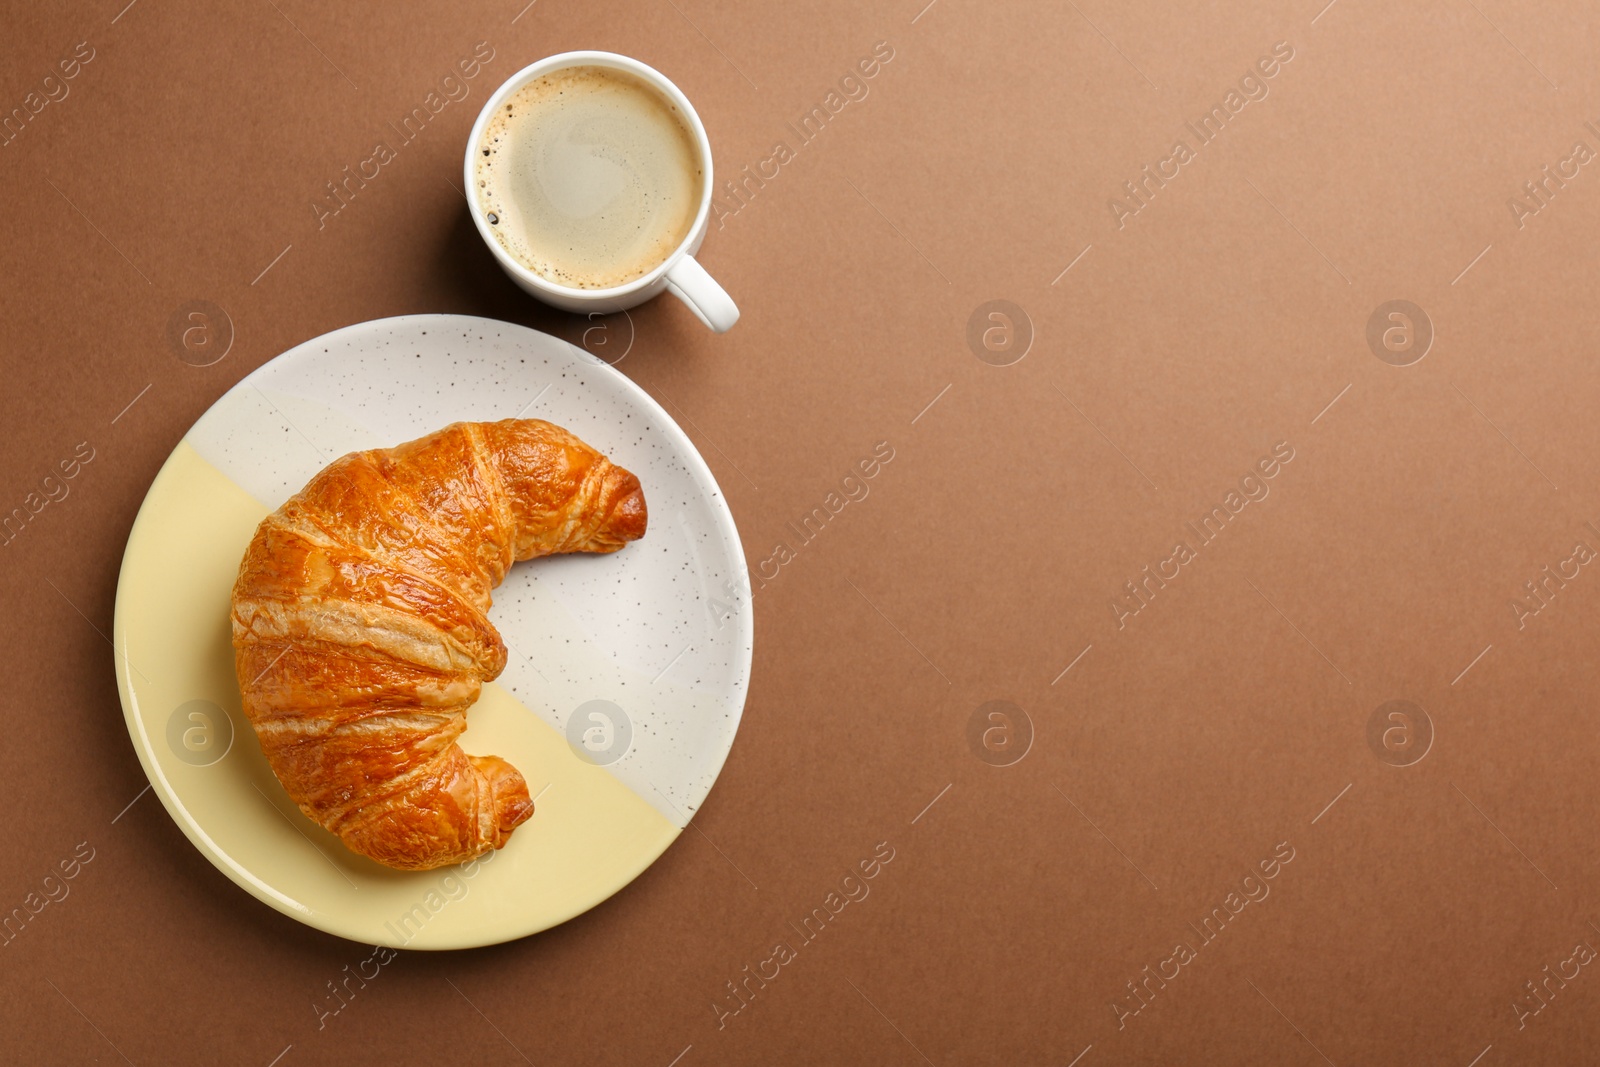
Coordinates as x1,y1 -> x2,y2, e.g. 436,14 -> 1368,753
230,419 -> 646,871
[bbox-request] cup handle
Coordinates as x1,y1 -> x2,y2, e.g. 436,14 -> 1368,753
664,255 -> 739,333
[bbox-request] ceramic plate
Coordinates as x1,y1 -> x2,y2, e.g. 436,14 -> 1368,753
113,314 -> 752,949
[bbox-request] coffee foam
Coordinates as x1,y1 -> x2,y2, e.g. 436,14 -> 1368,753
475,66 -> 702,290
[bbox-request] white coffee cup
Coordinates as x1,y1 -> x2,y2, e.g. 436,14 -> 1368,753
463,51 -> 739,333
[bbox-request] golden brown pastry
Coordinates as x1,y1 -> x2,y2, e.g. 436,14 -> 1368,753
230,419 -> 647,871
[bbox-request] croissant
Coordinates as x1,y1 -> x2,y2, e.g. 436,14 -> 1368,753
230,419 -> 647,871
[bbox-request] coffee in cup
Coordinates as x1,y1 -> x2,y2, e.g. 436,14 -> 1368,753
473,66 -> 703,290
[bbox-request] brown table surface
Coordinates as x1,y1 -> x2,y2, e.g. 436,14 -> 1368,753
4,0 -> 1600,1063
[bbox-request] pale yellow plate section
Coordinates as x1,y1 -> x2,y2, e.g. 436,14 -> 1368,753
113,440 -> 679,949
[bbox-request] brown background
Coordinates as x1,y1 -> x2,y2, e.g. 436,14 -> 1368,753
3,0 -> 1598,1063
